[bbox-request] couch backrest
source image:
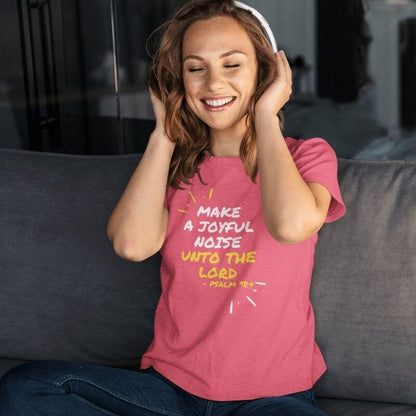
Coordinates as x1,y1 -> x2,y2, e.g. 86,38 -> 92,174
311,158 -> 416,406
1,149 -> 415,405
1,149 -> 161,370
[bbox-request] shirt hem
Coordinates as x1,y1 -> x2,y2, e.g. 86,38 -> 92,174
140,357 -> 326,401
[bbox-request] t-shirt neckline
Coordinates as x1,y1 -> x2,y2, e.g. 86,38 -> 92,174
205,154 -> 242,166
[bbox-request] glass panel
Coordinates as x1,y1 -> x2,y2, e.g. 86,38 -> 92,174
0,0 -> 182,154
58,0 -> 118,154
0,2 -> 29,150
115,0 -> 183,154
56,0 -> 183,154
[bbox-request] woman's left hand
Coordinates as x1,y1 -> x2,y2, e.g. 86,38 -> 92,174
255,50 -> 293,116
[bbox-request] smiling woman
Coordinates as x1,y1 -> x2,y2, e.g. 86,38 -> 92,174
129,1 -> 344,410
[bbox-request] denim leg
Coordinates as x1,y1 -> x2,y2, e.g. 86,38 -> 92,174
0,360 -> 196,416
143,367 -> 209,416
211,389 -> 329,416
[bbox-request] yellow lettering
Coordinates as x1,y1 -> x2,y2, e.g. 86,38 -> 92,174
181,251 -> 221,264
209,281 -> 238,288
225,251 -> 256,264
199,267 -> 237,280
239,280 -> 255,288
246,251 -> 256,263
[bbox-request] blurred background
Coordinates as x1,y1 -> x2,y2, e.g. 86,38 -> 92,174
0,0 -> 415,159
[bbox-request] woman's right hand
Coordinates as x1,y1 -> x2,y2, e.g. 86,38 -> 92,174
148,86 -> 176,151
149,86 -> 167,134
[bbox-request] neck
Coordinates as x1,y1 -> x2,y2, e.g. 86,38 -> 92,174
210,137 -> 241,157
209,119 -> 248,157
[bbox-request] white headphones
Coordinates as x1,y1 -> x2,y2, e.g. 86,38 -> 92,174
234,1 -> 278,53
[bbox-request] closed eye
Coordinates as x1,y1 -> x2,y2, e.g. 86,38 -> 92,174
188,64 -> 240,73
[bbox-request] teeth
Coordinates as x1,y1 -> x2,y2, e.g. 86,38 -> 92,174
203,97 -> 234,107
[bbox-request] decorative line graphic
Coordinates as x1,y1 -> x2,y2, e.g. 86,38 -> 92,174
246,296 -> 256,307
177,188 -> 266,314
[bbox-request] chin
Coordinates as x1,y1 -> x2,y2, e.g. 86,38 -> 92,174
206,122 -> 236,131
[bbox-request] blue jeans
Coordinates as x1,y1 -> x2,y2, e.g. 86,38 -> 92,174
0,360 -> 328,415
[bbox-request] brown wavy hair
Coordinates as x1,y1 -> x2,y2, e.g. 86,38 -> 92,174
147,0 -> 285,189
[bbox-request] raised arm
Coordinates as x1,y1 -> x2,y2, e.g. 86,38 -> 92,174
255,51 -> 331,244
106,88 -> 175,261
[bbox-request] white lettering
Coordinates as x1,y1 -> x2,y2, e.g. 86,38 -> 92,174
196,206 -> 241,218
194,236 -> 242,249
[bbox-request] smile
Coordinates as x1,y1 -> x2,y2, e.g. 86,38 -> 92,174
201,97 -> 236,111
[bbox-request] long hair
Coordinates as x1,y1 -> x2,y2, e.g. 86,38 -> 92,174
147,0 -> 284,189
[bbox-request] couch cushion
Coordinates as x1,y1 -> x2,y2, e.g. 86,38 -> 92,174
316,398 -> 416,416
311,158 -> 416,406
0,149 -> 161,370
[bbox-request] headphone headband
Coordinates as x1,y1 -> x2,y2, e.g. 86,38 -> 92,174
234,1 -> 278,53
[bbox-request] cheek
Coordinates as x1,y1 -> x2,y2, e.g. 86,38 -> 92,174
184,78 -> 200,101
182,79 -> 193,106
185,80 -> 209,115
234,70 -> 257,95
183,88 -> 199,115
185,95 -> 196,113
183,74 -> 199,91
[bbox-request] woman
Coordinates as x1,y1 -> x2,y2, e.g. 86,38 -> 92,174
0,0 -> 345,415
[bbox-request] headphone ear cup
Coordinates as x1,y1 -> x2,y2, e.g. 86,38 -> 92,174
234,0 -> 278,53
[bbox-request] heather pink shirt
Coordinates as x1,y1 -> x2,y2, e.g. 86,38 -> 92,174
140,137 -> 346,400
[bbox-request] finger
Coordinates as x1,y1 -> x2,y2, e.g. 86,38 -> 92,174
276,51 -> 289,80
278,51 -> 289,70
275,52 -> 286,78
276,52 -> 292,97
279,50 -> 292,82
280,51 -> 292,77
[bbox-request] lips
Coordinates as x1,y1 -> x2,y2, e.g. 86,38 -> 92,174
201,96 -> 237,111
201,95 -> 235,101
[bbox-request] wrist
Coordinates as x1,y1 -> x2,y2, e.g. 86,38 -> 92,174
254,111 -> 279,129
149,129 -> 176,152
255,110 -> 278,122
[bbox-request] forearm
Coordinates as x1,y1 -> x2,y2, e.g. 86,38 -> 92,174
107,130 -> 175,258
255,112 -> 319,243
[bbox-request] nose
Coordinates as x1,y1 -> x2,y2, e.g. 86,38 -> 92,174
206,67 -> 225,91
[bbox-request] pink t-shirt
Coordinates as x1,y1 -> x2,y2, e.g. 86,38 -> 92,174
140,136 -> 346,401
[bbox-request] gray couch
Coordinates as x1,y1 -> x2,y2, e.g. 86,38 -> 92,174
1,147 -> 415,415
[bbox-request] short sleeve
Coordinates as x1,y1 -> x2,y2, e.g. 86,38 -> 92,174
291,137 -> 346,223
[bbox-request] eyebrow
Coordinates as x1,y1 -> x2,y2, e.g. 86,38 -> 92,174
183,50 -> 247,62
